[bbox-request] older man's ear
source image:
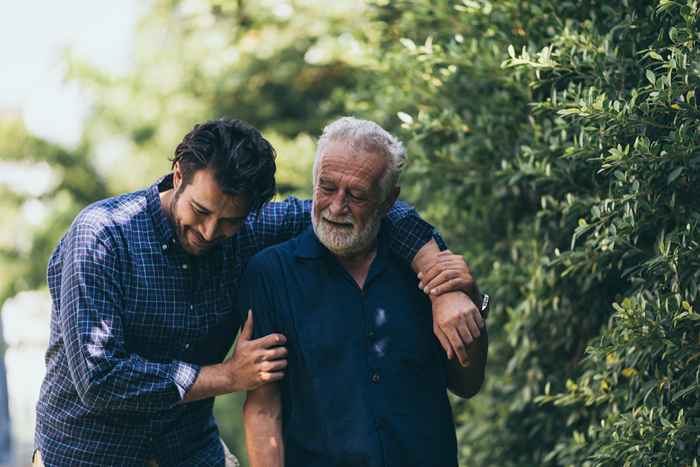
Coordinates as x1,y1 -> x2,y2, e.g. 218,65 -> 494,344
381,186 -> 401,215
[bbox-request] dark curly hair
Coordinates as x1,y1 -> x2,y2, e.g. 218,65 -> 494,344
170,118 -> 277,210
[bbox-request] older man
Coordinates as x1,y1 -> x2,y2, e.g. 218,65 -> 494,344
241,117 -> 489,467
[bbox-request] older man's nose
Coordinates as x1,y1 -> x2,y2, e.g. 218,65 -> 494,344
329,191 -> 349,215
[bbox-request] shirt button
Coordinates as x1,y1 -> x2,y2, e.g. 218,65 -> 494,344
371,371 -> 380,384
181,263 -> 188,270
184,343 -> 190,350
368,330 -> 375,338
161,244 -> 168,250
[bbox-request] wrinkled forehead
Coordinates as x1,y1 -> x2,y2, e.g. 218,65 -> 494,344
316,140 -> 388,185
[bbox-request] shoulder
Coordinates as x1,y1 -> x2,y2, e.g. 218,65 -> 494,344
246,236 -> 300,274
69,189 -> 150,248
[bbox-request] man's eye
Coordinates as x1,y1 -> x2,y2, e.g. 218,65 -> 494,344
321,185 -> 335,193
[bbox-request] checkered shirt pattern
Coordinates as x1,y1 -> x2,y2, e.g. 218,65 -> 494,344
34,175 -> 442,466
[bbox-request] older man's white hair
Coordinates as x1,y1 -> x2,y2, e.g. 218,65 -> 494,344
313,116 -> 407,200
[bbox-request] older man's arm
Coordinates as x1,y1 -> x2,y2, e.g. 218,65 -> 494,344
244,383 -> 284,467
412,241 -> 484,366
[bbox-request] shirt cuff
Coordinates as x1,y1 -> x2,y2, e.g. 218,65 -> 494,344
432,229 -> 448,251
170,361 -> 201,400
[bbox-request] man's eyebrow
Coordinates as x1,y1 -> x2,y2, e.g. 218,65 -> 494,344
191,199 -> 247,222
191,200 -> 211,212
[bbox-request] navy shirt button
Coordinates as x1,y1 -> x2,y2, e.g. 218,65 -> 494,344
184,343 -> 190,350
371,371 -> 380,383
368,330 -> 375,338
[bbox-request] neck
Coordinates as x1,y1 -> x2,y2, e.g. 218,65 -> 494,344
335,242 -> 377,290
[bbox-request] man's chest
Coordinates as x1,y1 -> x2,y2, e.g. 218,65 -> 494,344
272,263 -> 439,376
119,244 -> 243,364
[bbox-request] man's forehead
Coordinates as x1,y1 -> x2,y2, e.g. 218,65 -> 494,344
318,142 -> 387,179
187,169 -> 250,215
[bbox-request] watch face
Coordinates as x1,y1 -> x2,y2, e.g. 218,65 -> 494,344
480,293 -> 490,319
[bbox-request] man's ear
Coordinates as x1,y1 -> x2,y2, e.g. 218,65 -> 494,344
173,161 -> 183,190
381,186 -> 401,215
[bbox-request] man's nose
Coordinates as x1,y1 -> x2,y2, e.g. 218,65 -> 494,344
200,217 -> 218,242
329,191 -> 349,215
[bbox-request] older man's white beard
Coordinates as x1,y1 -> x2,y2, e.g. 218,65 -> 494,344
312,207 -> 382,257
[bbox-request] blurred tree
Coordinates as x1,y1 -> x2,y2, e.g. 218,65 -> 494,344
0,116 -> 109,304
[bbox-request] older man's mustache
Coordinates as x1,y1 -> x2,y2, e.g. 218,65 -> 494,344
321,210 -> 354,227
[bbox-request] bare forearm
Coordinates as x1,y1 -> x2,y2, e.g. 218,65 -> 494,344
447,326 -> 488,398
411,238 -> 441,275
244,391 -> 284,467
181,363 -> 234,403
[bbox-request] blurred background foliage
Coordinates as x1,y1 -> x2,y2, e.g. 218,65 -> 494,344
1,0 -> 699,466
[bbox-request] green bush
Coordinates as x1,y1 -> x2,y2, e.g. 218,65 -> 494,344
355,0 -> 700,465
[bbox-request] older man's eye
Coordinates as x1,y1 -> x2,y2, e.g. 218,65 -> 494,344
349,192 -> 366,202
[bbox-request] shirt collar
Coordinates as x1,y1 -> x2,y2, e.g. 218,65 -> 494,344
147,174 -> 178,246
294,226 -> 327,259
294,222 -> 392,262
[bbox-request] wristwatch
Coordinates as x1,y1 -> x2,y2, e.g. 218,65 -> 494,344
479,293 -> 490,320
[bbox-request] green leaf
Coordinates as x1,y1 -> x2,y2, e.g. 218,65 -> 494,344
667,167 -> 684,184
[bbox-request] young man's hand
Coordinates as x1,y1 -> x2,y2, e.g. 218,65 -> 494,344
418,250 -> 480,301
223,310 -> 288,392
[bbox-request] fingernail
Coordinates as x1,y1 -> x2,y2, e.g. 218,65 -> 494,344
418,282 -> 423,289
417,272 -> 423,279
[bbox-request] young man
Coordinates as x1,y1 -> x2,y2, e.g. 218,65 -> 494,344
34,118 -> 479,466
242,117 -> 488,467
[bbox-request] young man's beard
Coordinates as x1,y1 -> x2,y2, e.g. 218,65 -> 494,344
168,184 -> 211,255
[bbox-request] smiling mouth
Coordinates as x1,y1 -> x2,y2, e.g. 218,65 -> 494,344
323,218 -> 353,228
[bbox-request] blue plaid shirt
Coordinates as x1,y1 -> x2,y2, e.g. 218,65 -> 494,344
35,175 -> 441,466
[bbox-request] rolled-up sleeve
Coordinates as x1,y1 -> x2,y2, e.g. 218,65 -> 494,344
246,197 -> 447,262
59,219 -> 200,414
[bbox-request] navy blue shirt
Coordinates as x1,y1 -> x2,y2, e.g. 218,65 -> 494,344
239,226 -> 458,467
36,175 -> 442,467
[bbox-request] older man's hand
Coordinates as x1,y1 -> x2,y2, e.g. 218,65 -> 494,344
416,250 -> 484,365
430,291 -> 484,366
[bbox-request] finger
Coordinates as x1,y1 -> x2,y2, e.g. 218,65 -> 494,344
455,325 -> 475,367
239,310 -> 254,341
254,333 -> 287,348
261,359 -> 288,372
419,260 -> 446,288
446,327 -> 470,366
464,314 -> 481,340
260,371 -> 285,383
424,269 -> 460,294
420,255 -> 466,287
264,346 -> 289,361
430,277 -> 468,296
433,324 -> 453,360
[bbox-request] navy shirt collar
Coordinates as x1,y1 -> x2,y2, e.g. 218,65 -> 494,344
147,174 -> 178,246
294,223 -> 393,288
